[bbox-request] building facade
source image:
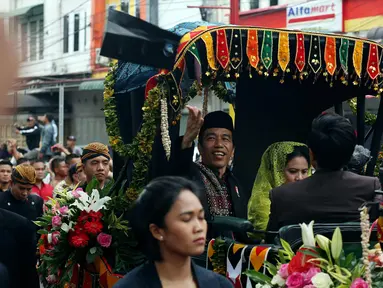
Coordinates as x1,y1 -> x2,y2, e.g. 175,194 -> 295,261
1,0 -> 212,147
237,0 -> 383,40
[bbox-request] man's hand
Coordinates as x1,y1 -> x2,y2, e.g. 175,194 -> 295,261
51,143 -> 70,155
181,106 -> 204,149
15,129 -> 20,135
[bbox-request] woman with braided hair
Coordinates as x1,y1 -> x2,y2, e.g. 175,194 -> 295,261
248,142 -> 311,231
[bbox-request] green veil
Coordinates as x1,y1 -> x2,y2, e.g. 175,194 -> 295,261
248,141 -> 311,231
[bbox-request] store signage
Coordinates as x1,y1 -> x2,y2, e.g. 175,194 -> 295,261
286,0 -> 343,32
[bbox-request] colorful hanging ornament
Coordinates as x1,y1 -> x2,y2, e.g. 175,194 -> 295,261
353,40 -> 363,79
247,30 -> 259,78
308,35 -> 322,74
339,38 -> 349,75
244,246 -> 271,288
201,32 -> 218,71
188,43 -> 202,83
324,37 -> 336,76
295,33 -> 306,72
278,32 -> 290,72
216,29 -> 230,69
367,43 -> 380,80
226,243 -> 247,288
230,29 -> 243,70
261,31 -> 273,72
167,73 -> 182,112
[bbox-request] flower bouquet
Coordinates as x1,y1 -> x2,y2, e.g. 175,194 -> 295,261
245,221 -> 371,288
35,180 -> 133,288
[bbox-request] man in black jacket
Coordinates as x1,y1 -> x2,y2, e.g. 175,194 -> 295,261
0,209 -> 39,288
172,106 -> 246,222
15,116 -> 41,150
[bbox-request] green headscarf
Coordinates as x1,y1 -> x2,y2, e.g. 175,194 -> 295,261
248,141 -> 311,231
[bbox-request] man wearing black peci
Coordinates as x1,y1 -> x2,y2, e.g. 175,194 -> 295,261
172,106 -> 246,223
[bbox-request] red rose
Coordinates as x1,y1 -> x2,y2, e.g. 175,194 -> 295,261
88,211 -> 103,220
84,221 -> 103,235
69,231 -> 89,248
288,250 -> 316,274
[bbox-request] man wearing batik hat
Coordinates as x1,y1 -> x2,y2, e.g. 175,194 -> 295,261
81,142 -> 111,189
172,106 -> 246,222
0,164 -> 43,223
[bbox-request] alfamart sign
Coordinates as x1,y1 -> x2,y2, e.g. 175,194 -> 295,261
286,0 -> 343,32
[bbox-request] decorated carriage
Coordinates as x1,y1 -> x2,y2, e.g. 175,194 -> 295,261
37,9 -> 383,288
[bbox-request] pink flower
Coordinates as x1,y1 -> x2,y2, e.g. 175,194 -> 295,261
59,206 -> 69,215
303,286 -> 315,288
51,216 -> 62,227
51,203 -> 60,214
351,278 -> 369,288
52,231 -> 60,245
278,264 -> 290,279
46,275 -> 57,284
304,267 -> 321,284
71,188 -> 82,198
97,233 -> 112,248
286,272 -> 305,288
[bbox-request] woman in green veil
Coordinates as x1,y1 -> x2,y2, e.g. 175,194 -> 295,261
248,142 -> 311,231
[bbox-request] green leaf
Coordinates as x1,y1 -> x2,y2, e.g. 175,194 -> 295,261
243,270 -> 272,284
264,261 -> 278,276
37,229 -> 49,235
33,220 -> 46,227
352,264 -> 364,280
86,177 -> 100,193
280,238 -> 294,259
86,250 -> 98,264
301,249 -> 320,258
278,250 -> 287,264
343,252 -> 355,268
101,179 -> 114,197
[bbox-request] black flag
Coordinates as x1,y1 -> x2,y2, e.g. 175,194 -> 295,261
100,9 -> 181,69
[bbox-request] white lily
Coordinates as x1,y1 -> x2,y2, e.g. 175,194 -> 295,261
300,221 -> 315,247
61,221 -> 75,233
70,189 -> 111,213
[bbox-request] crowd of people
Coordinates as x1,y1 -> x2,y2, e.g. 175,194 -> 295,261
0,141 -> 113,288
0,20 -> 381,288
